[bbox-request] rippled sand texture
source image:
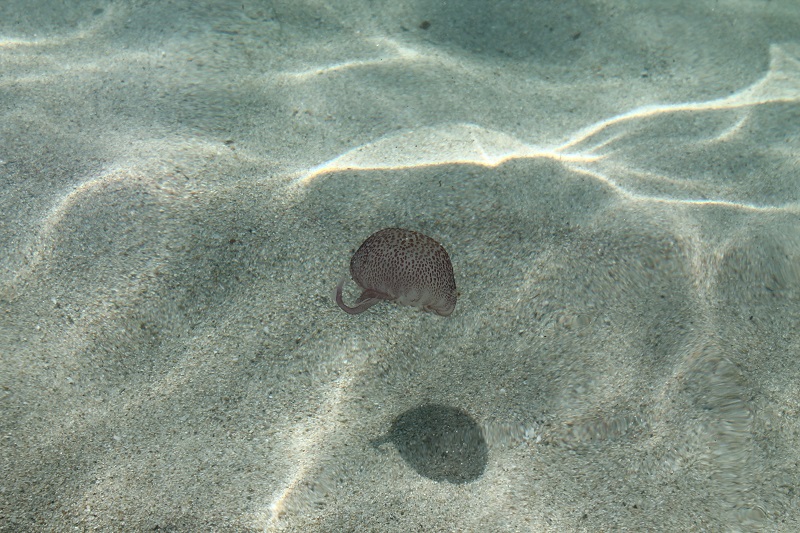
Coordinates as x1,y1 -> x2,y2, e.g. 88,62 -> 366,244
2,1 -> 800,531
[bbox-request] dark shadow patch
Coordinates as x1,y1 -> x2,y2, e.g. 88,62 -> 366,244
372,404 -> 487,484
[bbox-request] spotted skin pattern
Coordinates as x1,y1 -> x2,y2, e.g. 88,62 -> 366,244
335,228 -> 457,316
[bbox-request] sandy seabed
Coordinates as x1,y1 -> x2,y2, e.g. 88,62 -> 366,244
2,1 -> 800,531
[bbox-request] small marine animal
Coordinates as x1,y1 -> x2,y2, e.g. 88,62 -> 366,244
335,228 -> 457,316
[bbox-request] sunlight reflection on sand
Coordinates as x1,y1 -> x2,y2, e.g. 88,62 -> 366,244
295,44 -> 800,212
